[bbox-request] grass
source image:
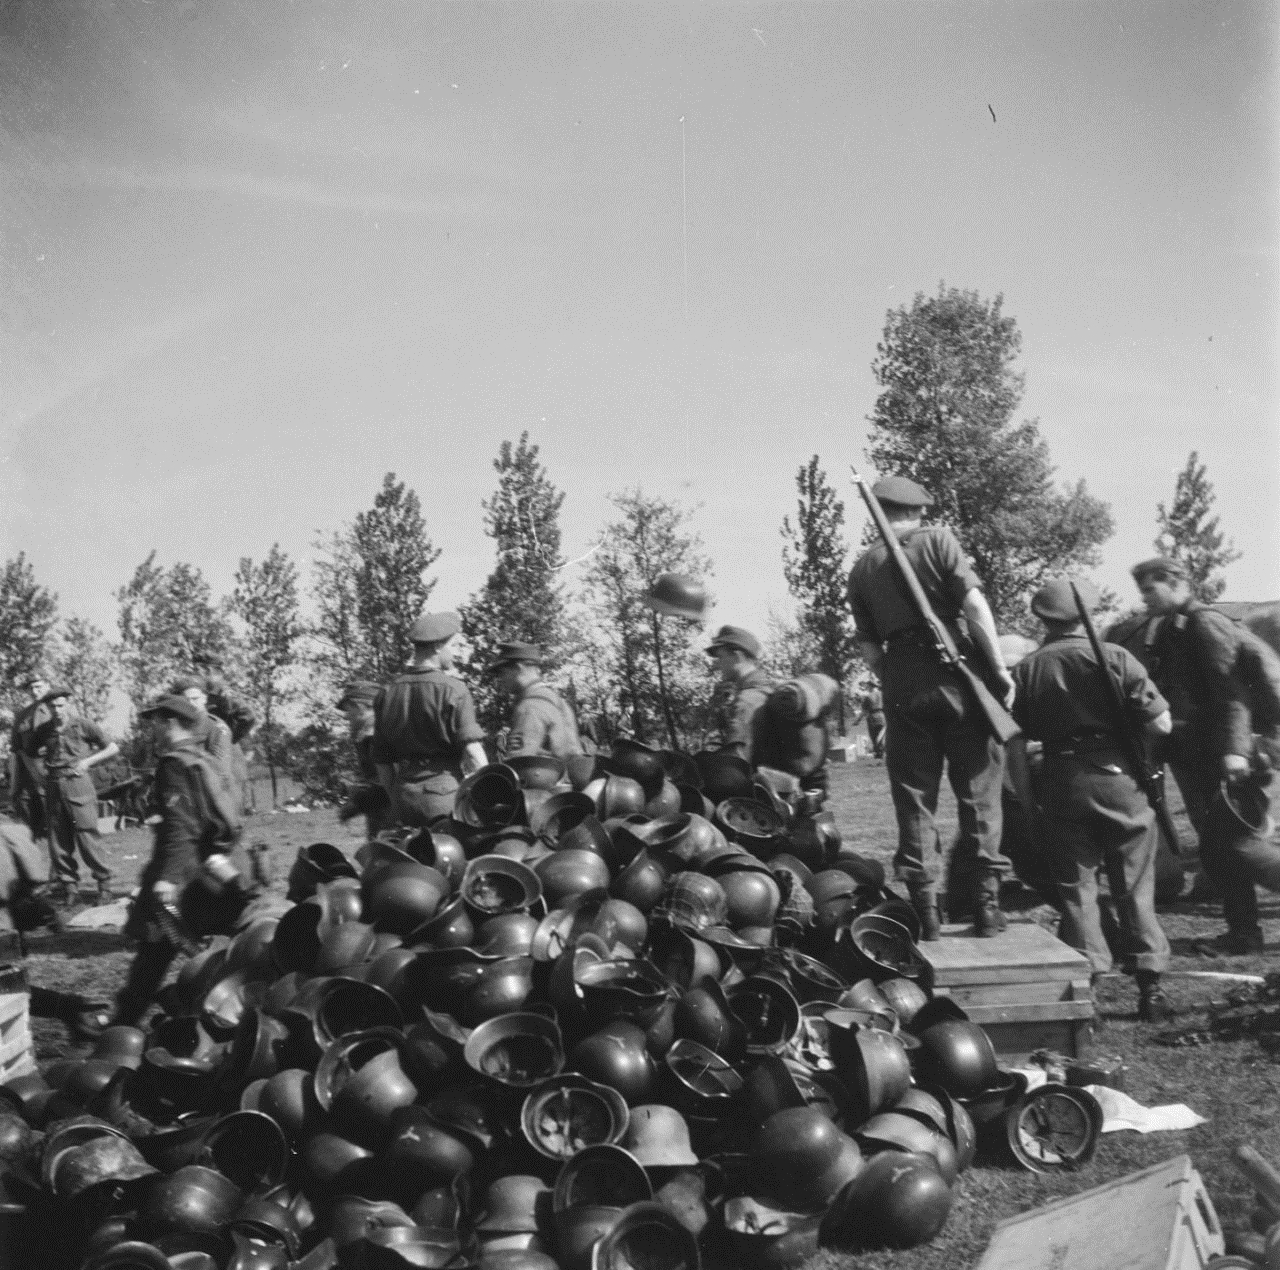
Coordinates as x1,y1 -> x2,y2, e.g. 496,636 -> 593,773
14,757 -> 1280,1268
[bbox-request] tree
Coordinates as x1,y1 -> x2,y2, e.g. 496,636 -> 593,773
232,545 -> 304,806
1154,451 -> 1241,602
116,554 -> 234,711
867,284 -> 1114,631
781,456 -> 862,731
576,490 -> 715,750
460,433 -> 568,730
52,617 -> 115,724
0,554 -> 58,724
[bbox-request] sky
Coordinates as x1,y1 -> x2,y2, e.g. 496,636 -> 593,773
2,0 -> 1277,661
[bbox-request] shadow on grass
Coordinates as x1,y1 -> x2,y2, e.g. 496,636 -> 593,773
5,929 -> 129,961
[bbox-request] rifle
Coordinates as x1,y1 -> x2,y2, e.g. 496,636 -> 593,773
1069,582 -> 1182,857
851,468 -> 1021,745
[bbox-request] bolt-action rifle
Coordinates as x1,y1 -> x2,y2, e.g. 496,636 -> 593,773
851,467 -> 1021,745
1069,582 -> 1182,856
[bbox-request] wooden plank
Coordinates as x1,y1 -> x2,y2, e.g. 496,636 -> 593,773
984,1017 -> 1092,1061
946,981 -> 1077,1006
933,963 -> 1085,987
922,924 -> 1090,986
961,1000 -> 1095,1024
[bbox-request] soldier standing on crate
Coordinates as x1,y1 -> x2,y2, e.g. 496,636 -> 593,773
28,688 -> 119,906
847,476 -> 1015,941
372,613 -> 488,828
7,674 -> 51,844
113,694 -> 257,1027
1006,579 -> 1175,1022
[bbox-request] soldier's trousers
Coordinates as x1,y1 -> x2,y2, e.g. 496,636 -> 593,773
866,714 -> 885,759
882,652 -> 1008,886
114,940 -> 177,1027
47,789 -> 111,885
394,770 -> 461,829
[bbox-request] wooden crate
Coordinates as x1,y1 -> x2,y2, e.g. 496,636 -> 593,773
0,964 -> 34,1084
919,921 -> 1094,1060
976,1154 -> 1225,1270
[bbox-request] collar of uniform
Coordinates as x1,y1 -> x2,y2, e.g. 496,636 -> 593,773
519,681 -> 559,702
404,665 -> 447,677
1041,632 -> 1088,647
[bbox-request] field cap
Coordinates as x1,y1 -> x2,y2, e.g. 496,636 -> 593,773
139,694 -> 201,724
487,642 -> 545,673
1030,578 -> 1100,623
706,626 -> 762,660
410,612 -> 461,644
1131,557 -> 1187,584
871,476 -> 932,508
40,685 -> 72,705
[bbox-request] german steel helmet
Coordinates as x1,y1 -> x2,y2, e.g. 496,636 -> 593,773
642,573 -> 708,621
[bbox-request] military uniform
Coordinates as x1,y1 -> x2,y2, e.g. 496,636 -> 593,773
373,668 -> 486,828
847,519 -> 1008,889
9,699 -> 51,839
859,687 -> 885,759
506,682 -> 583,760
1012,622 -> 1171,976
706,626 -> 772,766
29,712 -> 113,888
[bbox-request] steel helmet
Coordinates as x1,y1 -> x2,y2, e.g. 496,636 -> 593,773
476,913 -> 541,959
913,1020 -> 999,1099
406,892 -> 475,949
81,1244 -> 172,1270
328,1195 -> 415,1249
610,850 -> 669,914
831,913 -> 929,987
672,980 -> 747,1064
474,1176 -> 550,1234
521,1075 -> 630,1161
363,864 -> 449,937
661,1040 -> 743,1119
382,1103 -> 476,1195
916,1081 -> 977,1172
301,1131 -> 376,1196
555,1205 -> 626,1270
752,1107 -> 863,1213
588,775 -> 646,821
198,1110 -> 290,1193
287,842 -> 359,902
462,856 -> 543,920
891,1088 -> 951,1138
403,827 -> 467,889
569,1021 -> 658,1105
716,797 -> 785,851
0,1111 -> 32,1163
693,751 -> 753,804
557,816 -> 613,859
144,1164 -> 243,1237
506,754 -> 567,791
620,1105 -> 699,1168
91,1025 -> 149,1070
51,1133 -> 157,1199
230,1195 -> 302,1259
643,781 -> 681,819
314,1030 -> 417,1139
464,1013 -> 565,1091
821,1150 -> 952,1250
723,1196 -> 822,1270
726,977 -> 801,1056
464,956 -> 537,1025
535,850 -> 612,907
642,573 -> 708,622
552,1142 -> 652,1213
660,873 -> 728,934
608,740 -> 666,796
878,977 -> 929,1026
257,1068 -> 319,1144
454,764 -> 523,830
529,791 -> 597,842
829,1023 -> 912,1124
590,1200 -> 701,1270
718,869 -> 782,929
855,1112 -> 958,1185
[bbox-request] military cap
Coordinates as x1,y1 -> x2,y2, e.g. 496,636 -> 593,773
871,475 -> 932,508
20,673 -> 50,690
1030,578 -> 1101,623
1131,556 -> 1187,584
336,680 -> 380,708
171,675 -> 205,695
39,685 -> 72,705
486,641 -> 545,673
705,625 -> 762,660
409,611 -> 461,644
138,694 -> 201,724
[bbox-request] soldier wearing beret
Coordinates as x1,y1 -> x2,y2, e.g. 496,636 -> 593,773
847,475 -> 1014,940
28,688 -> 119,905
1132,557 -> 1271,953
487,643 -> 583,761
372,613 -> 488,828
706,626 -> 773,765
1007,579 -> 1174,1020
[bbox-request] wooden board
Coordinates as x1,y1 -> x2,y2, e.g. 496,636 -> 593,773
976,1154 -> 1225,1270
923,921 -> 1090,986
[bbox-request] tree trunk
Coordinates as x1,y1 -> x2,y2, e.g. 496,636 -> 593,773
650,612 -> 680,751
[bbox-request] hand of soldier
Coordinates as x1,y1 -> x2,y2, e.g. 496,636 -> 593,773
996,669 -> 1016,710
153,880 -> 178,906
1221,754 -> 1251,783
72,760 -> 90,778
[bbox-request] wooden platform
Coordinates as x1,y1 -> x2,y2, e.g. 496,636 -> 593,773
921,921 -> 1094,1060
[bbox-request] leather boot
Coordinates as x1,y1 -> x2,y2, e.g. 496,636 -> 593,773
1136,971 -> 1172,1023
973,875 -> 1007,938
908,882 -> 942,942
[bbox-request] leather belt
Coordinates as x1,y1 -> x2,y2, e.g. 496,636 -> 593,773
1044,731 -> 1120,758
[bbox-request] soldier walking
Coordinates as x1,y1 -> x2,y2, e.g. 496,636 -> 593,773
28,688 -> 119,904
487,642 -> 583,760
847,476 -> 1014,940
337,680 -> 393,837
372,613 -> 488,827
706,626 -> 772,764
1006,580 -> 1174,1022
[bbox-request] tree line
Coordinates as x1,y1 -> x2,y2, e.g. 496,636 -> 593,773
0,286 -> 1242,803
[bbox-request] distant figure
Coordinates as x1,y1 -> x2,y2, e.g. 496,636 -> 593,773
7,674 -> 52,842
488,642 -> 583,760
337,680 -> 392,837
171,676 -> 235,790
372,613 -> 488,828
706,626 -> 772,765
28,688 -> 119,905
857,682 -> 886,760
192,657 -> 258,814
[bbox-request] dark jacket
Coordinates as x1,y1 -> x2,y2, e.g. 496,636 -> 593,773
715,669 -> 774,764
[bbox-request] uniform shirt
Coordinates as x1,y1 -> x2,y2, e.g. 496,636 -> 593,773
716,669 -> 774,764
847,525 -> 982,644
205,681 -> 257,745
30,715 -> 111,775
1011,634 -> 1167,745
140,742 -> 239,891
1148,602 -> 1253,760
191,712 -> 234,776
10,701 -> 51,790
506,682 -> 582,759
371,667 -> 486,768
349,715 -> 379,781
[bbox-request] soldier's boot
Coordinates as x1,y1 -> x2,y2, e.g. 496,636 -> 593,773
1136,971 -> 1172,1023
96,879 -> 114,906
908,882 -> 942,943
973,875 -> 1007,939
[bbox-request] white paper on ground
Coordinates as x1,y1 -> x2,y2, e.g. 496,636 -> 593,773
1083,1084 -> 1207,1134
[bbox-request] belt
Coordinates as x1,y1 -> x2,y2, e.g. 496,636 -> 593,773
883,626 -> 936,650
396,759 -> 459,779
1044,731 -> 1121,758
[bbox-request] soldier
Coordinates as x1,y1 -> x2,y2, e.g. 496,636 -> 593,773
372,613 -> 488,827
706,626 -> 772,765
1006,579 -> 1174,1021
29,687 -> 119,905
847,476 -> 1014,940
7,674 -> 51,842
171,675 -> 235,792
337,680 -> 393,836
191,658 -> 258,813
114,694 -> 254,1026
1132,556 -> 1271,953
487,642 -> 583,760
857,681 -> 886,759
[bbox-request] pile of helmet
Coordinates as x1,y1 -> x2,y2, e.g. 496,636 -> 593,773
0,742 -> 1099,1269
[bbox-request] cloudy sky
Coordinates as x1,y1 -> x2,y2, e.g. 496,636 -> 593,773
3,0 -> 1276,652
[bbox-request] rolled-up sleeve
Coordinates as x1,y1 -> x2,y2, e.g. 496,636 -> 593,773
445,684 -> 486,748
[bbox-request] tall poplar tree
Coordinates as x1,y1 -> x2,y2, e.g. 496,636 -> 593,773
1154,452 -> 1241,602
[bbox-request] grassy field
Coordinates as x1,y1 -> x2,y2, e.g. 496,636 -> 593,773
15,756 -> 1280,1267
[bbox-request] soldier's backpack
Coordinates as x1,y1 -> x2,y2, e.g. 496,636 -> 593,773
752,674 -> 840,779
